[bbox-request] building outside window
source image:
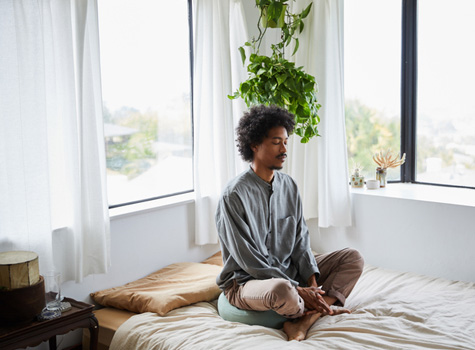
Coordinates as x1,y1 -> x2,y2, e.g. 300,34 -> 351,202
98,0 -> 193,207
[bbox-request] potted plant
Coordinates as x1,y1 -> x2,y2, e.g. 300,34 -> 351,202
229,0 -> 320,143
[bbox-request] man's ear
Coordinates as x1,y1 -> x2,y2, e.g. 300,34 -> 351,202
251,143 -> 259,153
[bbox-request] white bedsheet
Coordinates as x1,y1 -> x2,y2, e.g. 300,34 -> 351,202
110,265 -> 475,349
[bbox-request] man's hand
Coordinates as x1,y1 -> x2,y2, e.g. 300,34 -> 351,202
296,285 -> 333,316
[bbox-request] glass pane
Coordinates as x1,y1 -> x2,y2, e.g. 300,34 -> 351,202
417,0 -> 475,187
344,0 -> 402,182
98,0 -> 193,206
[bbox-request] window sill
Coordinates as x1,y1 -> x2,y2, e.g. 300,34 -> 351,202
350,183 -> 475,208
109,192 -> 195,220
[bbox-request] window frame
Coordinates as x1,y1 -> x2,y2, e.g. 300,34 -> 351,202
399,0 -> 474,190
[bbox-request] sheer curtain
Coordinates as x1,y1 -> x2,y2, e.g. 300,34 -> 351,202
0,0 -> 110,282
193,0 -> 248,245
284,0 -> 352,227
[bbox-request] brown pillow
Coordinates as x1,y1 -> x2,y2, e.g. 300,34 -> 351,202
90,262 -> 222,316
201,251 -> 223,266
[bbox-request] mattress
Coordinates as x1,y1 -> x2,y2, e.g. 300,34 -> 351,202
108,265 -> 475,350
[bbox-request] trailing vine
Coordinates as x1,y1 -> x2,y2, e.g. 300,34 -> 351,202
229,1 -> 320,142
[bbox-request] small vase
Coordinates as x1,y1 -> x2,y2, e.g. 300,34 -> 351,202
376,167 -> 387,187
350,173 -> 364,188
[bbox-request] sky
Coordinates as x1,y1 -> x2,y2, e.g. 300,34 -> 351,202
97,0 -> 191,113
344,0 -> 475,124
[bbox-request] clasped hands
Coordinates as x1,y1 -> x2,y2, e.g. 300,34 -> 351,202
296,285 -> 333,316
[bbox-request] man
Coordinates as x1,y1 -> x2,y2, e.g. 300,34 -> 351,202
215,105 -> 364,341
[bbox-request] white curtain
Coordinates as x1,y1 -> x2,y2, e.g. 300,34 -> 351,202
193,0 -> 248,245
283,0 -> 352,227
0,0 -> 110,282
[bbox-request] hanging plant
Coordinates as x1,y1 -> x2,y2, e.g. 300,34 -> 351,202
229,0 -> 320,143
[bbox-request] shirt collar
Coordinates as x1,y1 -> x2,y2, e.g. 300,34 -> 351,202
247,166 -> 280,190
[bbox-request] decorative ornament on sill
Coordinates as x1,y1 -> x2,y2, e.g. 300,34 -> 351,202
373,149 -> 406,187
350,161 -> 364,188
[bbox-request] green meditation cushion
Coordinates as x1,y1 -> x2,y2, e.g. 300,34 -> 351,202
217,292 -> 288,329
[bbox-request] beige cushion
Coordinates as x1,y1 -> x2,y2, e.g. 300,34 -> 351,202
201,251 -> 223,266
90,262 -> 222,316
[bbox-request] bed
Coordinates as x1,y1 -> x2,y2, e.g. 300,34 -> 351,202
87,253 -> 475,350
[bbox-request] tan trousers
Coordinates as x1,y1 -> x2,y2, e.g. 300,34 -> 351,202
225,248 -> 364,319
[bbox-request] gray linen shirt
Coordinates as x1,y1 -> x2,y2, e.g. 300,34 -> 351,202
216,167 -> 319,290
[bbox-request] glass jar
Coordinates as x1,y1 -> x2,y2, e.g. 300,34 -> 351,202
376,167 -> 387,187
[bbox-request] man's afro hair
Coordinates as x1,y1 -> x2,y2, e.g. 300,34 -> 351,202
236,105 -> 295,162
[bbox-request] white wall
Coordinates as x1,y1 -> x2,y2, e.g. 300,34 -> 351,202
308,188 -> 475,283
62,200 -> 220,302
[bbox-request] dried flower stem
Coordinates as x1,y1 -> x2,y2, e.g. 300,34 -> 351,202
373,149 -> 406,169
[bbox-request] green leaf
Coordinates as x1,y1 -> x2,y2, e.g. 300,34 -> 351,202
265,80 -> 273,92
276,74 -> 287,85
238,47 -> 246,66
303,81 -> 314,92
305,126 -> 314,137
248,63 -> 261,73
292,38 -> 299,56
241,82 -> 250,94
284,78 -> 297,91
285,35 -> 292,47
282,95 -> 291,105
301,3 -> 313,19
267,2 -> 283,23
257,68 -> 267,76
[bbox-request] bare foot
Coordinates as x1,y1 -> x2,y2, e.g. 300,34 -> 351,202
283,320 -> 307,341
282,308 -> 351,341
283,313 -> 321,341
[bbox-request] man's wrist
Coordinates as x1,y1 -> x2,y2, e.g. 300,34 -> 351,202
307,273 -> 318,287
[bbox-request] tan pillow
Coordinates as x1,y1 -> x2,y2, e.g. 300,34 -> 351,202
90,262 -> 222,316
201,251 -> 223,266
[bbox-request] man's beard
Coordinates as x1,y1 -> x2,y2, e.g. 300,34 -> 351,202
270,153 -> 287,171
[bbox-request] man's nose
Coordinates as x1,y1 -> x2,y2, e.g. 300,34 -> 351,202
281,143 -> 287,152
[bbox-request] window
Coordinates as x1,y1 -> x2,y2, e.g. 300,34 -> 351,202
344,0 -> 402,182
345,0 -> 475,189
416,0 -> 475,187
98,0 -> 194,208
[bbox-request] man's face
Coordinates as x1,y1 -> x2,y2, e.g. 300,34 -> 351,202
252,126 -> 289,171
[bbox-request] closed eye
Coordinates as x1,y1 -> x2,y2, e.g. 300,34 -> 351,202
272,139 -> 288,146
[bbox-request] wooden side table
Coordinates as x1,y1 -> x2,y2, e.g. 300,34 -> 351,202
0,297 -> 98,350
